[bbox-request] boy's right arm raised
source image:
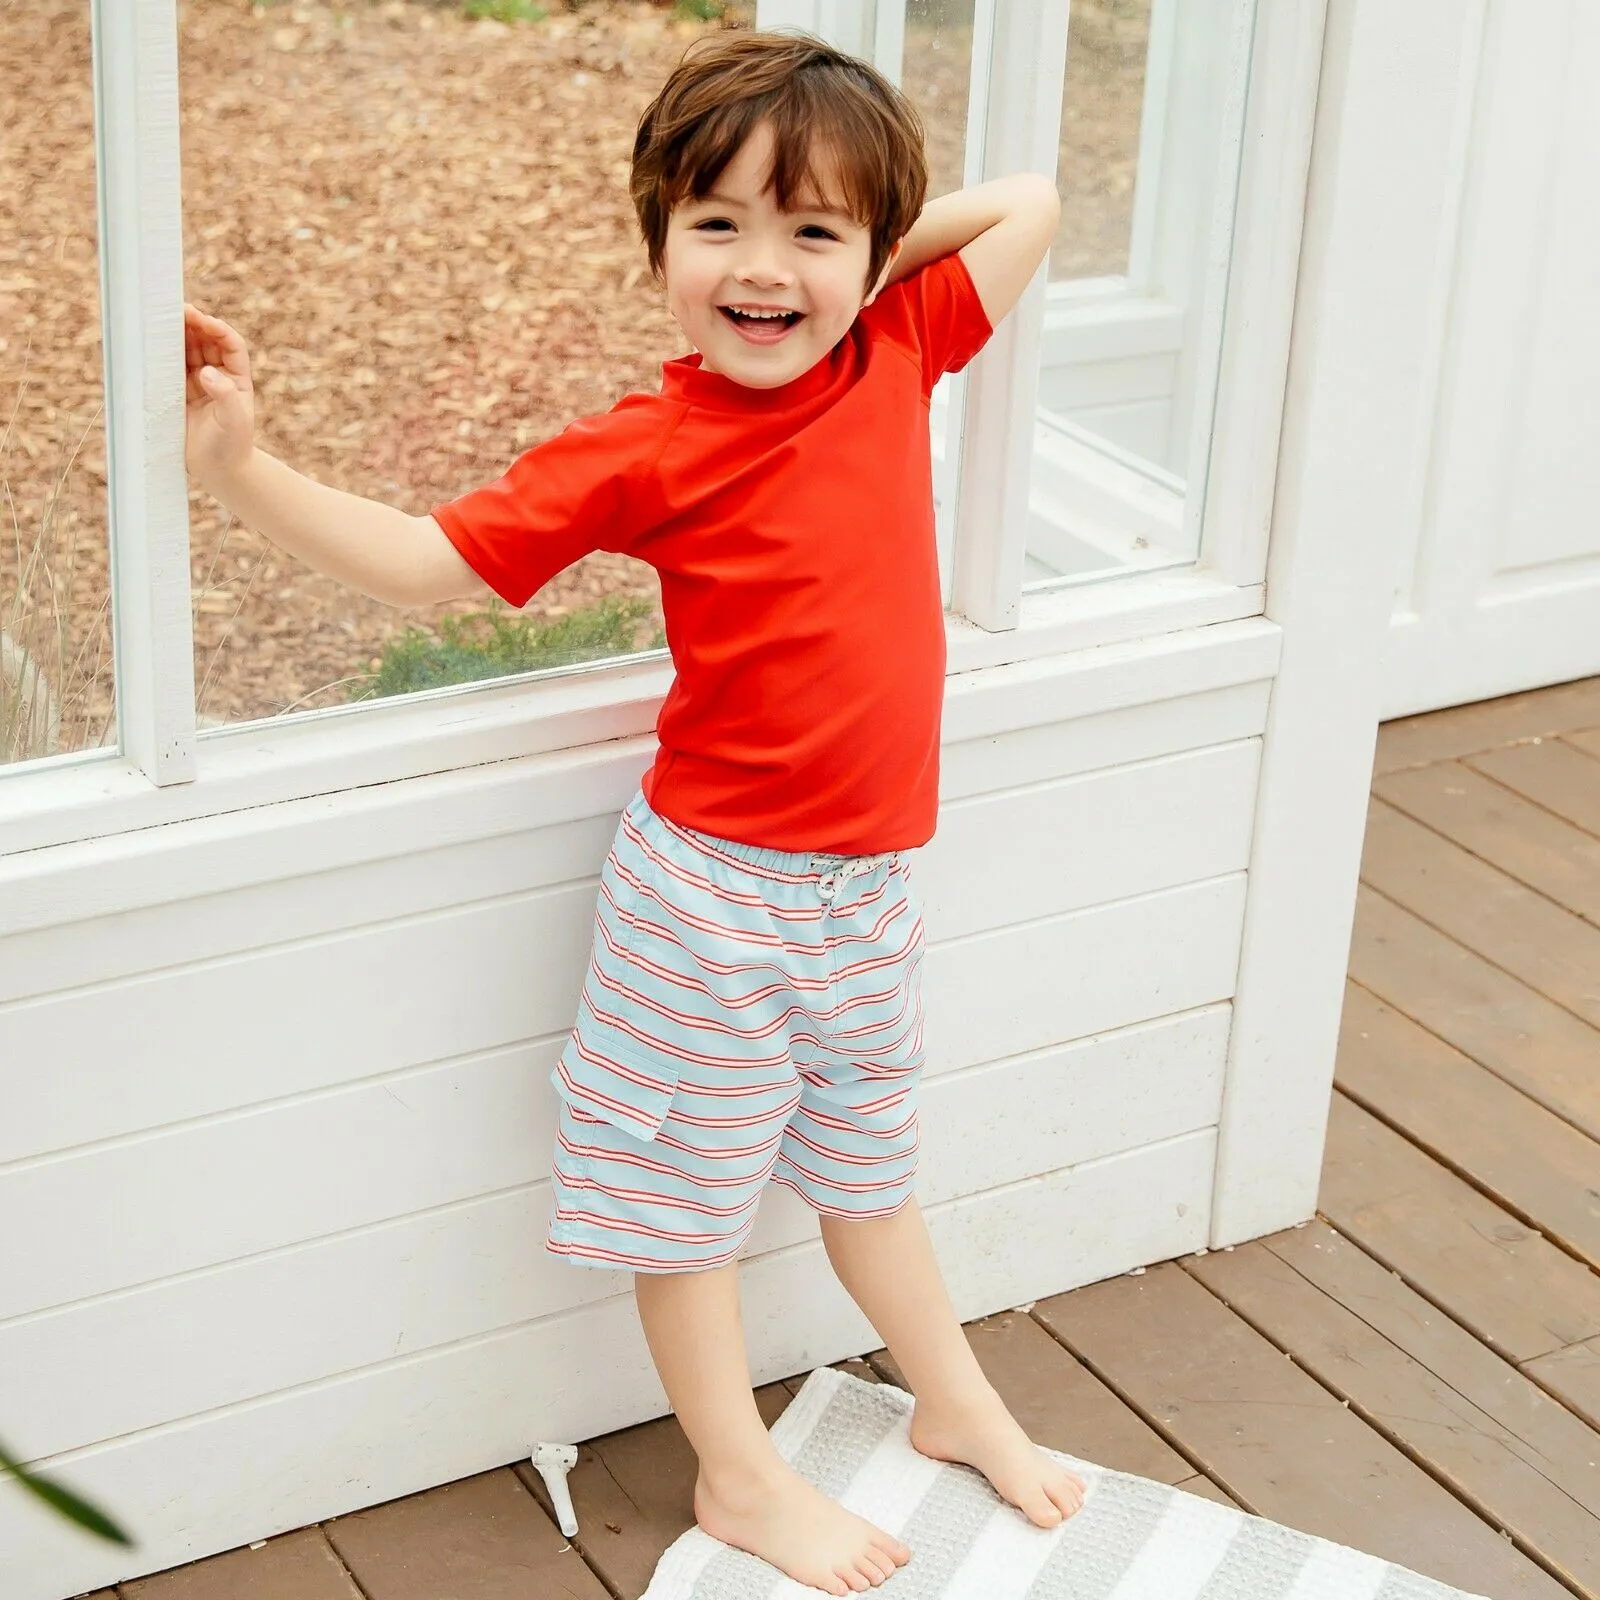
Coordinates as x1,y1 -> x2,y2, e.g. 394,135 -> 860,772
184,306 -> 491,607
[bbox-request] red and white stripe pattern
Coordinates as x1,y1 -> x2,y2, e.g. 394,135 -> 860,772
547,791 -> 926,1273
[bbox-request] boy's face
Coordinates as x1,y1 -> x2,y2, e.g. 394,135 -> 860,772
661,124 -> 896,390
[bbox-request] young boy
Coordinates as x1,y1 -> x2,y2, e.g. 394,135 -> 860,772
185,30 -> 1080,1595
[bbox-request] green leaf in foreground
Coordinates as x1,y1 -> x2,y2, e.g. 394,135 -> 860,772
0,1435 -> 134,1547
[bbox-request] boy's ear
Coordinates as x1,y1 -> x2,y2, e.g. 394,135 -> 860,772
862,237 -> 905,307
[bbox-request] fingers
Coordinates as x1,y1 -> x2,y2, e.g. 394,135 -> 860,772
183,303 -> 251,381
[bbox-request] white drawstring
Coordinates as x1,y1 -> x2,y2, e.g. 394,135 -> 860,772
816,853 -> 895,904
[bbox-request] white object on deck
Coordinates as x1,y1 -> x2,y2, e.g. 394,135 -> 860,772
532,1441 -> 580,1539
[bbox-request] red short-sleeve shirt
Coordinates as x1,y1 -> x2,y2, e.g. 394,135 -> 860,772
432,252 -> 993,854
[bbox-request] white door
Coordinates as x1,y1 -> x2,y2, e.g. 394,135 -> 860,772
1382,0 -> 1600,719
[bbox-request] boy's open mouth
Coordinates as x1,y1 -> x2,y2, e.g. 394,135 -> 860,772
720,305 -> 804,345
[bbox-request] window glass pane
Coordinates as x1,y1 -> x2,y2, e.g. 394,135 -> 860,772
1052,0 -> 1150,280
900,0 -> 979,599
902,0 -> 976,202
1026,0 -> 1252,593
1,0 -> 115,769
180,3 -> 756,731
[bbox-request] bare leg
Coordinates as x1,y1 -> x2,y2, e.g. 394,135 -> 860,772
819,1200 -> 1085,1527
634,1264 -> 911,1594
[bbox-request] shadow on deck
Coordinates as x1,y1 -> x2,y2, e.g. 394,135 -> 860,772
112,678 -> 1600,1600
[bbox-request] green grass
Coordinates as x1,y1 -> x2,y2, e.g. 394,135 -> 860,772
673,0 -> 724,19
461,0 -> 546,21
347,597 -> 664,703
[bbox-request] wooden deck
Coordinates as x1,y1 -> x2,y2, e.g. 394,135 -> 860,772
108,678 -> 1600,1600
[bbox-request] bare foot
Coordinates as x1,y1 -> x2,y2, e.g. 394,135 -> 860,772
910,1386 -> 1085,1529
695,1459 -> 911,1595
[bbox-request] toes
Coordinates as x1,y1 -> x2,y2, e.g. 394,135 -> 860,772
1049,1471 -> 1086,1518
1020,1488 -> 1064,1528
858,1550 -> 896,1585
1047,1483 -> 1081,1521
873,1535 -> 911,1567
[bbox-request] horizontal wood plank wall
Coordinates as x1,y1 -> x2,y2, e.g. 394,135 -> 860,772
0,651 -> 1271,1597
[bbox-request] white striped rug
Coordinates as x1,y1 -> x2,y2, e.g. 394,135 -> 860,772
642,1368 -> 1488,1600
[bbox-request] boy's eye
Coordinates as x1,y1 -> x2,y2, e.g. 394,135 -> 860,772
695,218 -> 735,232
799,225 -> 840,241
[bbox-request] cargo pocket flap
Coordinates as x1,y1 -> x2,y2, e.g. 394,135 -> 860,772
552,991 -> 679,1142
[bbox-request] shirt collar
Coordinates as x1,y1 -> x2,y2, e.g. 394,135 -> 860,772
659,338 -> 850,413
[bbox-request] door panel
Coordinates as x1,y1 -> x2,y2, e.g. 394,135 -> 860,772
1384,0 -> 1600,716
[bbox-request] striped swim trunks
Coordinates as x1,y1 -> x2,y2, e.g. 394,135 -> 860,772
546,789 -> 926,1273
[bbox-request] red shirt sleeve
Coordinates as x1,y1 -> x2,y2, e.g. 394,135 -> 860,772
430,395 -> 671,608
866,252 -> 995,397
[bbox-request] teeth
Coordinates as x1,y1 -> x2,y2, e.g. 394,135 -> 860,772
728,308 -> 791,320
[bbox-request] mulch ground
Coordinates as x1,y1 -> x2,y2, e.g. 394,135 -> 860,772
1,0 -> 1144,759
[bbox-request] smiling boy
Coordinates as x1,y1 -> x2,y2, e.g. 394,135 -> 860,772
186,30 -> 1075,1595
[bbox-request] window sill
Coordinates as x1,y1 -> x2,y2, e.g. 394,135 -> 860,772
0,566 -> 1265,859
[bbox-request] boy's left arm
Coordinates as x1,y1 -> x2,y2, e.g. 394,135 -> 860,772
884,175 -> 1061,328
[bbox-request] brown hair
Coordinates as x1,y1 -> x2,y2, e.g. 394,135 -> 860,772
631,31 -> 928,293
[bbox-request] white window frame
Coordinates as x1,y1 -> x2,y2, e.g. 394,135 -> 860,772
0,0 -> 1322,859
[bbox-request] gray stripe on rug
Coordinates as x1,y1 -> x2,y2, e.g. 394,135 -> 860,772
874,1464 -> 1012,1596
1025,1473 -> 1174,1599
1373,1568 -> 1480,1599
690,1382 -> 916,1599
1193,1518 -> 1315,1598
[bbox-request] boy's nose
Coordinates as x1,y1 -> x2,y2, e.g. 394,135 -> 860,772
733,250 -> 792,289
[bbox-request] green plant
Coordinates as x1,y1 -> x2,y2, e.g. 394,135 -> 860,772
673,0 -> 724,19
0,1435 -> 133,1547
347,596 -> 664,702
460,0 -> 546,21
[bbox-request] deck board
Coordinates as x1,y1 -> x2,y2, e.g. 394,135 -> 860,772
1569,728 -> 1600,764
1468,738 -> 1600,840
1262,1225 -> 1600,1514
1373,677 -> 1600,772
119,1529 -> 364,1600
1189,1230 -> 1600,1595
1373,759 -> 1600,924
1348,886 -> 1600,1140
1525,1340 -> 1600,1433
1034,1261 -> 1571,1598
321,1468 -> 610,1600
1362,797 -> 1600,1028
1174,1474 -> 1239,1508
1320,1092 -> 1600,1361
1336,983 -> 1600,1268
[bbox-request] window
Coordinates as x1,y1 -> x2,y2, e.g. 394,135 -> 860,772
1,0 -> 113,770
177,1 -> 712,732
1026,0 -> 1257,594
4,0 -> 1306,852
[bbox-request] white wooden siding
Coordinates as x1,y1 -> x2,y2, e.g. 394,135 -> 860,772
1,1135 -> 1215,1597
3,1012 -> 1230,1469
0,637 -> 1266,1596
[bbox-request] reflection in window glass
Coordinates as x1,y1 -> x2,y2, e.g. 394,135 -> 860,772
1052,0 -> 1151,280
901,0 -> 976,202
180,2 -> 756,731
0,0 -> 114,768
1026,0 -> 1252,593
900,0 -> 978,599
